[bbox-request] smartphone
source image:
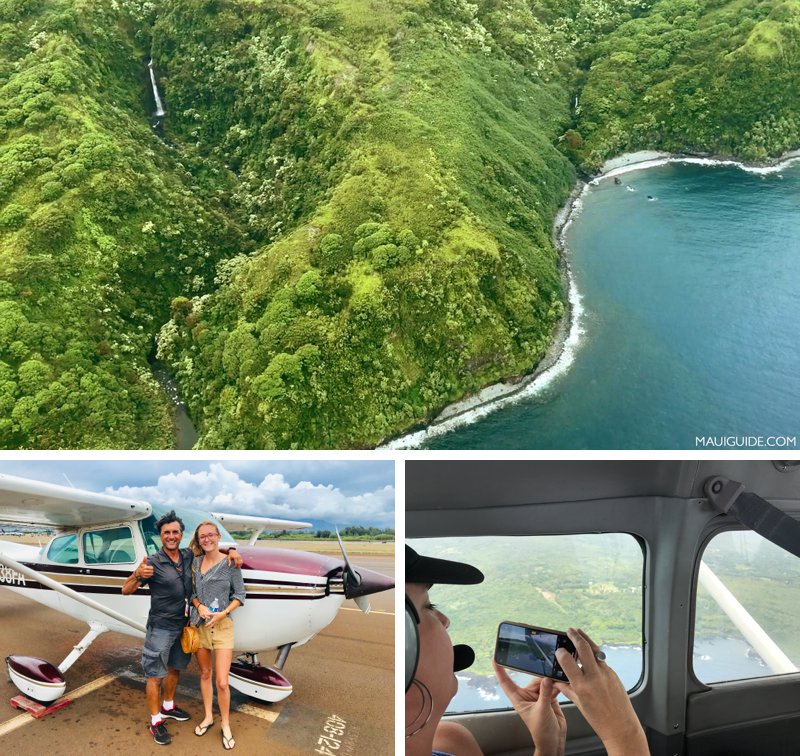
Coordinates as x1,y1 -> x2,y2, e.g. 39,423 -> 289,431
494,621 -> 577,681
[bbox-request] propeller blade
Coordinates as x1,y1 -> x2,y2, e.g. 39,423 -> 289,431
354,595 -> 371,614
335,527 -> 362,596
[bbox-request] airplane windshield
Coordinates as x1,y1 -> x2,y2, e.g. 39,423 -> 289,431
139,504 -> 236,555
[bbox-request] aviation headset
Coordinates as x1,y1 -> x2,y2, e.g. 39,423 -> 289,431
405,594 -> 478,691
405,596 -> 420,692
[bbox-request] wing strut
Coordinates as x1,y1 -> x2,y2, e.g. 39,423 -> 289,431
0,552 -> 146,634
702,475 -> 800,675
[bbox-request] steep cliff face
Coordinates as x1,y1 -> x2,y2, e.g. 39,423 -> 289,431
2,0 -> 798,449
574,0 -> 800,170
0,0 -> 249,448
152,0 -> 577,448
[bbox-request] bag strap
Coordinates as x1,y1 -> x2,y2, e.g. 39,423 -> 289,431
705,476 -> 800,559
186,555 -> 198,628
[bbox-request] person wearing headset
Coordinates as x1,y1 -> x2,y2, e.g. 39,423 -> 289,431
406,545 -> 650,756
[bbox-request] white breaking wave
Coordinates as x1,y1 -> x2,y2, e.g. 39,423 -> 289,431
382,267 -> 586,450
600,152 -> 800,184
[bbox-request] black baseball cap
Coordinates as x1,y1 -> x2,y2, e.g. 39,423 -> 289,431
406,545 -> 484,585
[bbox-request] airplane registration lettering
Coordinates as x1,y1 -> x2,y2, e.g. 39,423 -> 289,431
0,566 -> 26,586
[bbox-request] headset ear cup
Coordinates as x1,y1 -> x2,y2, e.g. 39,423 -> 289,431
405,596 -> 420,692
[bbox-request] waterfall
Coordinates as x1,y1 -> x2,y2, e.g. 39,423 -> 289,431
148,58 -> 166,117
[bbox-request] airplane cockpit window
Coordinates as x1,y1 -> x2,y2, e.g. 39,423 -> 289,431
694,529 -> 800,684
47,534 -> 79,564
82,526 -> 135,564
407,534 -> 644,714
139,515 -> 162,556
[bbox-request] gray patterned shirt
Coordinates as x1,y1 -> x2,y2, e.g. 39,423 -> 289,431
190,555 -> 246,625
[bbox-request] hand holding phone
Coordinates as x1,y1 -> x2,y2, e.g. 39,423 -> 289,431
494,621 -> 577,681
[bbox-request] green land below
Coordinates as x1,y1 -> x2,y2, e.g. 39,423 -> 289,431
2,0 -> 799,448
421,535 -> 800,676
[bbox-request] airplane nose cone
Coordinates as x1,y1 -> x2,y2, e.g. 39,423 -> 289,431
343,566 -> 394,599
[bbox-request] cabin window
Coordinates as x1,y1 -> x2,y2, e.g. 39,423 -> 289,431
407,535 -> 644,714
694,530 -> 800,683
47,534 -> 78,564
82,526 -> 135,564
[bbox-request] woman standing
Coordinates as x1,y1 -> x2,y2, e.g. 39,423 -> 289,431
189,521 -> 246,750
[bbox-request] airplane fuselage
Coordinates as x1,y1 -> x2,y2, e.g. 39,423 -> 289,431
1,539 -> 349,652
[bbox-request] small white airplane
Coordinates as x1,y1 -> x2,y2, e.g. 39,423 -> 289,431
0,473 -> 394,704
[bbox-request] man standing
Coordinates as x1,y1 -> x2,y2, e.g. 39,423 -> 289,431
122,511 -> 242,745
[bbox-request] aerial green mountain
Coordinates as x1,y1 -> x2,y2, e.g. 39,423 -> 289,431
2,0 -> 798,448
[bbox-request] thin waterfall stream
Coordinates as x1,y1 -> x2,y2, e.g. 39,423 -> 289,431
144,58 -> 198,448
148,58 -> 165,117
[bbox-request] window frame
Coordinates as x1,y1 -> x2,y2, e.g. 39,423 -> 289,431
409,531 -> 648,716
81,524 -> 136,565
46,533 -> 79,564
690,523 -> 800,689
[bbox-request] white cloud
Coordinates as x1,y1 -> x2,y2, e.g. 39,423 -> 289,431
107,463 -> 395,527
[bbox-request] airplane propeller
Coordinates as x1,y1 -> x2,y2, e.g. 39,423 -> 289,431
336,528 -> 371,614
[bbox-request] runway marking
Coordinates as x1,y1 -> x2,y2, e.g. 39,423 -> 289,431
0,673 -> 116,738
237,703 -> 279,722
341,608 -> 394,616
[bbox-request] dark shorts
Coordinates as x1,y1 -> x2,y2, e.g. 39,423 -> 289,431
142,625 -> 191,680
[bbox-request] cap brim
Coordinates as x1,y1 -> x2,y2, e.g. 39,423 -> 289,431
406,545 -> 484,585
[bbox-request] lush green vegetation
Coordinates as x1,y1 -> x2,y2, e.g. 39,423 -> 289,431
3,0 -> 799,448
0,0 -> 250,447
574,0 -> 800,169
152,0 -> 577,448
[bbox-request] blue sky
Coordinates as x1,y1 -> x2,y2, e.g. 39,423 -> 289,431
0,460 -> 395,528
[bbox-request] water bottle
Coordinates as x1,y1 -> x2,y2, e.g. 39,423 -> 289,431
209,597 -> 219,614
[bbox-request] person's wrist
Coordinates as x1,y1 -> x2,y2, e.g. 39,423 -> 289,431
600,720 -> 648,755
530,728 -> 564,756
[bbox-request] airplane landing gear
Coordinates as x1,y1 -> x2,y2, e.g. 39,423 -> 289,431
228,645 -> 294,703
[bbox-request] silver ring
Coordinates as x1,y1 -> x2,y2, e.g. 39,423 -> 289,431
595,651 -> 607,662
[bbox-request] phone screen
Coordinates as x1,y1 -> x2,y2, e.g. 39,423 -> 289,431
494,621 -> 576,681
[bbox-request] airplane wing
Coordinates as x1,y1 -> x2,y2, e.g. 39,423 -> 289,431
211,512 -> 312,531
0,473 -> 151,527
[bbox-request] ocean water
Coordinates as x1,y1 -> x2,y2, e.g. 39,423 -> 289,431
425,161 -> 800,449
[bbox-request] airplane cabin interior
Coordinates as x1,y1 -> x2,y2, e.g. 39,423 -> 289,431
405,459 -> 800,756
